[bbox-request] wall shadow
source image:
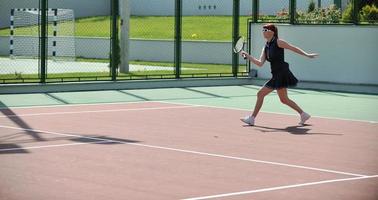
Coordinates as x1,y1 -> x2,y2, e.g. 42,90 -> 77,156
0,143 -> 29,154
69,135 -> 141,144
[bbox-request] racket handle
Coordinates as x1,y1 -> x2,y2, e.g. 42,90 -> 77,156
242,55 -> 247,60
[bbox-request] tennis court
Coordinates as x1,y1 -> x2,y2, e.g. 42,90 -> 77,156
1,86 -> 377,200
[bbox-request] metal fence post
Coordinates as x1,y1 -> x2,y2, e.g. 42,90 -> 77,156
40,0 -> 47,83
353,0 -> 359,25
232,0 -> 240,77
334,0 -> 341,9
252,0 -> 258,23
174,0 -> 182,79
289,0 -> 296,24
111,0 -> 119,81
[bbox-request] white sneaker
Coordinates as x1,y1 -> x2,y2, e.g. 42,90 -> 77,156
241,115 -> 255,126
299,112 -> 311,125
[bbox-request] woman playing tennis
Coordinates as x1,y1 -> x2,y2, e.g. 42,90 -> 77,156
240,24 -> 318,126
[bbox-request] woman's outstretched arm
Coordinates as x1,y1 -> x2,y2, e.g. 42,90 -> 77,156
277,39 -> 318,58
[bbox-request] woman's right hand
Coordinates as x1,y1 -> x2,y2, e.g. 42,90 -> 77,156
240,50 -> 249,59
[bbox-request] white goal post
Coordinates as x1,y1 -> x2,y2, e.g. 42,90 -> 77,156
10,8 -> 75,60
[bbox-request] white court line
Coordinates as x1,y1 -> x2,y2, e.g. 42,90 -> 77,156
0,140 -> 112,152
0,100 -> 147,110
0,125 -> 367,177
0,99 -> 376,123
156,101 -> 378,124
182,175 -> 378,200
0,104 -> 200,118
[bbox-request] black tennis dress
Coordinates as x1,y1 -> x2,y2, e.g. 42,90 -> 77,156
264,37 -> 298,89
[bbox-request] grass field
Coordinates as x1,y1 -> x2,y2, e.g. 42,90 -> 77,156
0,16 -> 249,41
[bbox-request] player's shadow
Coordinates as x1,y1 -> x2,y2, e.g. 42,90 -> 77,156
250,124 -> 343,136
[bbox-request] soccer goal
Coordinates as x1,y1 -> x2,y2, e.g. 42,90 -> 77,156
10,8 -> 76,60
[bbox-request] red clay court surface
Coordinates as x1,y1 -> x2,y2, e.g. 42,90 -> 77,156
0,101 -> 377,200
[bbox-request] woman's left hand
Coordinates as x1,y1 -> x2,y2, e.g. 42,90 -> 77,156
307,53 -> 319,58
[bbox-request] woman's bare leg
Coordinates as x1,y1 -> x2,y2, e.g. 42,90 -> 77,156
252,87 -> 274,117
276,88 -> 303,114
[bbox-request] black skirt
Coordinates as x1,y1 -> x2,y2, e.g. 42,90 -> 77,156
264,64 -> 298,90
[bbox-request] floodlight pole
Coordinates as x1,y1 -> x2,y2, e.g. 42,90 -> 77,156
119,0 -> 130,73
40,0 -> 47,83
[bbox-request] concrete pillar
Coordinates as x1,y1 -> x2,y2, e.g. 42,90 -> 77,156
119,0 -> 130,73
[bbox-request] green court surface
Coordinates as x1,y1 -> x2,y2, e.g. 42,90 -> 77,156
0,85 -> 377,123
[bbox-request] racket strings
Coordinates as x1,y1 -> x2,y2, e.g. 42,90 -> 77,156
233,37 -> 245,53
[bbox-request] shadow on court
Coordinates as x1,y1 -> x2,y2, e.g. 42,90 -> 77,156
0,132 -> 141,155
117,87 -> 265,102
248,124 -> 343,136
69,135 -> 141,144
0,144 -> 29,154
0,101 -> 46,142
0,132 -> 73,144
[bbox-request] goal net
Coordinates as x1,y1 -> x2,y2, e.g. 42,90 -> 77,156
10,8 -> 75,60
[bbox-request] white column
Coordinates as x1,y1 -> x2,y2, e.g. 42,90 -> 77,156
119,0 -> 130,73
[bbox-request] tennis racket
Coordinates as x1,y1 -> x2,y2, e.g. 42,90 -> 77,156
233,36 -> 246,59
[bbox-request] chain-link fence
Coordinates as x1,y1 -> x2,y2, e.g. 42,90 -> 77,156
296,0 -> 346,24
123,0 -> 246,79
0,0 -> 113,83
257,0 -> 290,23
46,0 -> 112,82
0,0 -> 251,83
0,0 -> 41,83
118,0 -> 176,80
181,0 -> 233,77
1,0 -> 376,84
252,0 -> 378,25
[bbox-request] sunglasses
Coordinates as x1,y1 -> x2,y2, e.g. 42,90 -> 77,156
262,29 -> 273,32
